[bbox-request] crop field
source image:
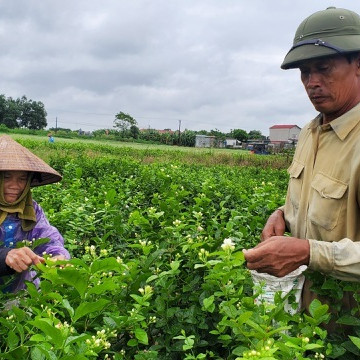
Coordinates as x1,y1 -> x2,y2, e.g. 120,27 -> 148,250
0,138 -> 359,359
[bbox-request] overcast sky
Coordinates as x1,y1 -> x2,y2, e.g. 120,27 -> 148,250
1,1 -> 360,136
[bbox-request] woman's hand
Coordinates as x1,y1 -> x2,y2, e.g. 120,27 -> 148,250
5,247 -> 45,273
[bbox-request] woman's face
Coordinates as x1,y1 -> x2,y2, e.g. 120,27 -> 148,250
3,170 -> 28,203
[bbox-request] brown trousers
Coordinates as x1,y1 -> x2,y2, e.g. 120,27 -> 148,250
301,279 -> 358,333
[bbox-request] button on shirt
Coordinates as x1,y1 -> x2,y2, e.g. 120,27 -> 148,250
284,102 -> 360,282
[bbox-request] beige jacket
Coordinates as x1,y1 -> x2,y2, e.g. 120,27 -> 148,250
284,102 -> 360,282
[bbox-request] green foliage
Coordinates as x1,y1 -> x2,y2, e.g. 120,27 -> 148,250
0,139 -> 357,359
114,112 -> 138,135
230,129 -> 248,142
247,130 -> 264,140
0,94 -> 47,130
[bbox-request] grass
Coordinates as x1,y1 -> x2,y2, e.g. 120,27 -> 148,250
2,132 -> 292,169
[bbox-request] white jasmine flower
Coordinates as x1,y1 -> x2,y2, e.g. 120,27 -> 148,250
221,238 -> 235,251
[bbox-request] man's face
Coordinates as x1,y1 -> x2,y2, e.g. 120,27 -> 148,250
299,55 -> 360,123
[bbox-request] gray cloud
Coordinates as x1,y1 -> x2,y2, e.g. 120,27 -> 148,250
1,0 -> 359,135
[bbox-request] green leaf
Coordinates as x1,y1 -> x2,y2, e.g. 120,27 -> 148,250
308,299 -> 329,319
170,260 -> 180,271
87,279 -> 119,295
337,315 -> 360,326
26,281 -> 40,299
12,322 -> 25,344
245,319 -> 267,337
203,295 -> 215,313
11,307 -> 26,322
146,274 -> 158,282
221,304 -> 238,318
75,167 -> 83,178
73,299 -> 110,322
143,248 -> 167,270
30,347 -> 45,360
28,319 -> 63,348
135,327 -> 149,345
194,264 -> 206,269
58,269 -> 88,298
7,330 -> 19,350
134,351 -> 159,360
61,298 -> 74,317
305,343 -> 323,350
232,345 -> 250,356
130,294 -> 149,306
29,334 -> 46,342
349,336 -> 360,350
127,338 -> 138,347
128,211 -> 150,226
90,258 -> 121,274
106,188 -> 117,205
64,334 -> 90,348
32,237 -> 51,250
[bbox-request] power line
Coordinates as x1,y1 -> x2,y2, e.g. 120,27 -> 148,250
47,109 -> 183,121
46,110 -> 185,131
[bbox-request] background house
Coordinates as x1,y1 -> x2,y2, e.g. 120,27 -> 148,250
224,138 -> 242,148
269,125 -> 301,146
195,135 -> 216,148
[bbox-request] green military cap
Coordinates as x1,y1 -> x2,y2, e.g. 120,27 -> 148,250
281,7 -> 360,69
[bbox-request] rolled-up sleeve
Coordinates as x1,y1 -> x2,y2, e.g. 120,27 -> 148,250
0,248 -> 15,276
309,238 -> 360,282
28,201 -> 70,259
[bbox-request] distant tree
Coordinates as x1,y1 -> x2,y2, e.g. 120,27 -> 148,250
180,130 -> 196,147
196,130 -> 208,135
230,129 -> 248,142
208,128 -> 226,138
129,124 -> 140,139
19,96 -> 47,130
3,97 -> 21,128
248,130 -> 263,139
0,95 -> 47,130
114,111 -> 137,136
0,95 -> 6,124
49,127 -> 72,133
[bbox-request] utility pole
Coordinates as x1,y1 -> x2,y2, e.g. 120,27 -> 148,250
178,119 -> 181,145
55,117 -> 58,133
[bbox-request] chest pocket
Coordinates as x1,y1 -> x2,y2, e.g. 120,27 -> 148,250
287,160 -> 305,210
308,172 -> 348,231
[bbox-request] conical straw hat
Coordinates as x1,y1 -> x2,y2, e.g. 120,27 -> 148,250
0,135 -> 62,186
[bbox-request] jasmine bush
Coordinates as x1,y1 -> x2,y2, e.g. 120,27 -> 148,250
0,140 -> 359,359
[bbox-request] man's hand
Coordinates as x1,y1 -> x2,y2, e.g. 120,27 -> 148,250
261,209 -> 286,241
243,236 -> 310,277
5,247 -> 45,273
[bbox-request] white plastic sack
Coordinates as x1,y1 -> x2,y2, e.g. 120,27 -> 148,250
250,265 -> 307,315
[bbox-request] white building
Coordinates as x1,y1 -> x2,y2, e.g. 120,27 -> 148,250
224,138 -> 242,148
269,125 -> 301,144
195,135 -> 216,148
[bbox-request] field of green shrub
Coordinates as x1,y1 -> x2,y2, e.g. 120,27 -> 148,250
1,139 -> 360,359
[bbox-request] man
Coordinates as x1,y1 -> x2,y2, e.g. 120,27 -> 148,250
243,7 -> 360,310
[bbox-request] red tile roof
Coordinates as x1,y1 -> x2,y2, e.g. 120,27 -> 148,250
269,125 -> 300,129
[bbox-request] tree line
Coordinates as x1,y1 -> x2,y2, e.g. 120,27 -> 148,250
90,111 -> 265,147
0,97 -> 265,148
0,95 -> 47,130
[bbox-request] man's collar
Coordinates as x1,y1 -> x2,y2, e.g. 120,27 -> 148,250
308,102 -> 360,140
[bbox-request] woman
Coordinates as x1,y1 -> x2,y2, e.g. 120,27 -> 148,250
0,135 -> 70,292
